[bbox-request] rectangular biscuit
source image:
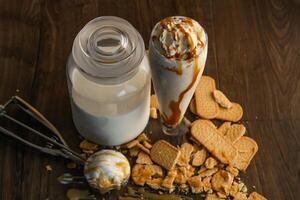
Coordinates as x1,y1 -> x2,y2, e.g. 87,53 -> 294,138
150,140 -> 181,170
232,136 -> 258,171
191,120 -> 238,165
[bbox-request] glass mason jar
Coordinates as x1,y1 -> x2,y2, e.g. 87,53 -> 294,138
66,16 -> 150,146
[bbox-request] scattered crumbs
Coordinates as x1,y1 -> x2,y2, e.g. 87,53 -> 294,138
16,89 -> 20,93
252,185 -> 256,189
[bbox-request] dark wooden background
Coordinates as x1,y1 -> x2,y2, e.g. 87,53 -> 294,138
0,0 -> 300,199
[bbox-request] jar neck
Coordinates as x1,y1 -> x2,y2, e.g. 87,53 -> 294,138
72,16 -> 145,84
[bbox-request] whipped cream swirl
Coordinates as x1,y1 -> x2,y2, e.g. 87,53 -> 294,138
151,16 -> 206,60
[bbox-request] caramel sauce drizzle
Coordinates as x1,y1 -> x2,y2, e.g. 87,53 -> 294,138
156,17 -> 202,61
165,61 -> 183,75
162,57 -> 200,126
84,166 -> 102,174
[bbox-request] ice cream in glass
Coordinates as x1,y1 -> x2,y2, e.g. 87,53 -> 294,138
149,16 -> 208,135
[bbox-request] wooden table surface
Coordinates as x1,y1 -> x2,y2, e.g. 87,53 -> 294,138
1,0 -> 300,199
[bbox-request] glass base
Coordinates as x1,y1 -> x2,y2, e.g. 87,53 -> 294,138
161,118 -> 189,136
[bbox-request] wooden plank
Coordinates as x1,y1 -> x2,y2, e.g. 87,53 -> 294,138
212,0 -> 300,121
212,0 -> 300,199
0,0 -> 42,199
253,0 -> 300,120
20,0 -> 98,199
241,120 -> 300,200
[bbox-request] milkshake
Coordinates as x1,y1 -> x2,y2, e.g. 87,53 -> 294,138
67,17 -> 151,146
149,16 -> 208,135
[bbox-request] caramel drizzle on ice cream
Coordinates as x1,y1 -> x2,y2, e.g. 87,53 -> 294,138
162,58 -> 200,126
158,17 -> 202,60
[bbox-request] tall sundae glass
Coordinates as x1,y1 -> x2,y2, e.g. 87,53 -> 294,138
149,16 -> 208,135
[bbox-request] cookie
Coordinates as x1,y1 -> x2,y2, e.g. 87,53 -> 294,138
204,157 -> 218,169
229,181 -> 240,197
218,122 -> 231,135
192,149 -> 208,166
224,124 -> 246,143
150,140 -> 181,170
191,120 -> 238,164
248,192 -> 267,200
137,142 -> 151,154
225,166 -> 239,177
192,119 -> 216,129
213,90 -> 233,109
195,76 -> 219,119
189,98 -> 198,115
174,170 -> 188,184
131,164 -> 163,186
147,164 -> 163,177
183,166 -> 196,177
216,103 -> 243,122
129,146 -> 140,157
175,166 -> 194,185
202,176 -> 212,192
199,167 -> 218,177
146,178 -> 163,190
150,107 -> 158,119
232,136 -> 258,171
136,151 -> 153,165
79,140 -> 98,152
177,143 -> 194,166
211,170 -> 234,195
131,164 -> 153,186
124,140 -> 139,149
234,192 -> 248,200
187,175 -> 203,194
137,133 -> 150,142
142,140 -> 152,149
150,94 -> 158,108
161,169 -> 177,190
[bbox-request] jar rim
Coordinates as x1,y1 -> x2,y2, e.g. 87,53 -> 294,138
72,16 -> 145,83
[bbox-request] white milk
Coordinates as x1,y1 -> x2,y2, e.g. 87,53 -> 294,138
69,62 -> 150,146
